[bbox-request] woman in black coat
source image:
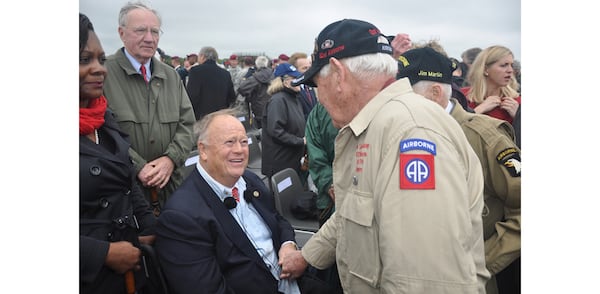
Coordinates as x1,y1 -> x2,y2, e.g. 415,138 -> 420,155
79,13 -> 156,294
261,63 -> 308,184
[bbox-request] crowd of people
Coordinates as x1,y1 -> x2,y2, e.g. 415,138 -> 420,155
80,1 -> 521,293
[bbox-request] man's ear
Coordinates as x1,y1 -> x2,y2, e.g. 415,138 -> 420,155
431,83 -> 442,98
198,142 -> 208,161
431,83 -> 447,106
118,27 -> 126,42
329,58 -> 345,92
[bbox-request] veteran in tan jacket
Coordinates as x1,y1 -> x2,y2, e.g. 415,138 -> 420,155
280,19 -> 489,294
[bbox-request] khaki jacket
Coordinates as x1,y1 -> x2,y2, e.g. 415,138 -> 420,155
302,79 -> 490,293
450,98 -> 521,276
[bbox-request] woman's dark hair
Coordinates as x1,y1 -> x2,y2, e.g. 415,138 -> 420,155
79,13 -> 94,54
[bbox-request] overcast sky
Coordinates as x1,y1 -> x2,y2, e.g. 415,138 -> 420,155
7,2 -> 600,293
80,0 -> 521,62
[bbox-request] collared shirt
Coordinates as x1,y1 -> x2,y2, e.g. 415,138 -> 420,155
123,48 -> 150,82
195,163 -> 299,293
445,99 -> 455,114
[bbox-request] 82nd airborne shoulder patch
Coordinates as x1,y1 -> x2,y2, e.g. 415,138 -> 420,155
497,147 -> 521,177
399,139 -> 436,189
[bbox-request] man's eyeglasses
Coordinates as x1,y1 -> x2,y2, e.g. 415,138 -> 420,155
128,26 -> 163,38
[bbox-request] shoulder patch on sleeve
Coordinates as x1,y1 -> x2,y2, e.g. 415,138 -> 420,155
496,147 -> 521,177
399,138 -> 436,155
399,154 -> 435,189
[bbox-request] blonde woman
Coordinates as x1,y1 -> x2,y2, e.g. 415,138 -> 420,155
261,63 -> 307,185
461,45 -> 521,123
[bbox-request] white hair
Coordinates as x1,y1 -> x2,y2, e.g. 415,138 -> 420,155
412,80 -> 452,101
319,53 -> 397,81
255,56 -> 269,68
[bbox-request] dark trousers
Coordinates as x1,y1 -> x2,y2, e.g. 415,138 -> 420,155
496,257 -> 520,294
314,203 -> 342,293
313,264 -> 343,294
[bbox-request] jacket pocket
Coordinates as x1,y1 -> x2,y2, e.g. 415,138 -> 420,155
338,189 -> 381,288
157,109 -> 179,124
157,108 -> 180,136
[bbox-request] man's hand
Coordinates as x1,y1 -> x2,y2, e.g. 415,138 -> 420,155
279,249 -> 308,279
137,156 -> 175,188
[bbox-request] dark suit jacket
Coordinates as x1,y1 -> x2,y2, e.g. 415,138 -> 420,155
298,84 -> 318,121
155,169 -> 296,294
186,60 -> 236,120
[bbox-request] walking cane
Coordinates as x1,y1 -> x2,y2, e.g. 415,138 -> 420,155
150,188 -> 161,217
125,270 -> 135,294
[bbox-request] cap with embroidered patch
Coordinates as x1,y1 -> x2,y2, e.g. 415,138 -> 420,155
292,19 -> 393,87
274,63 -> 302,78
396,47 -> 457,85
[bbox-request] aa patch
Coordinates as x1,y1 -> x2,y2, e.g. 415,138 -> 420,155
399,154 -> 435,189
496,147 -> 521,177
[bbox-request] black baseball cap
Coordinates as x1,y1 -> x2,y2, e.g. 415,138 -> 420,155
397,47 -> 457,85
291,19 -> 393,87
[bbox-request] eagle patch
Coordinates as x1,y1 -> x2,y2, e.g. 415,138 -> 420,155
497,147 -> 521,177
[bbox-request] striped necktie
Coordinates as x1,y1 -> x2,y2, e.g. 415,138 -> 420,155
232,187 -> 239,202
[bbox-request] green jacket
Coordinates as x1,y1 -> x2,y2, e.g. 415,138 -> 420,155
103,48 -> 195,204
305,103 -> 338,211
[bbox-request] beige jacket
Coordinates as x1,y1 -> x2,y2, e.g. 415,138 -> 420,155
301,78 -> 490,293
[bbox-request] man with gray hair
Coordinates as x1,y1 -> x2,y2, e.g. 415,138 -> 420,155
279,19 -> 490,293
103,1 -> 195,213
238,55 -> 273,128
186,46 -> 237,120
155,108 -> 306,294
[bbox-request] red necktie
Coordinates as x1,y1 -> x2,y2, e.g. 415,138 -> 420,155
140,65 -> 148,84
232,187 -> 239,202
304,86 -> 313,105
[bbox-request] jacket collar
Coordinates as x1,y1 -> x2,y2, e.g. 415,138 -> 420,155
346,77 -> 413,137
79,111 -> 130,165
113,47 -> 169,81
190,170 -> 276,273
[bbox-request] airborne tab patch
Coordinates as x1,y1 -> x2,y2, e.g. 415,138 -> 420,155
400,138 -> 436,155
496,147 -> 521,177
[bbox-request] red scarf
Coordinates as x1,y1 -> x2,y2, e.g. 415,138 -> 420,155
80,95 -> 107,135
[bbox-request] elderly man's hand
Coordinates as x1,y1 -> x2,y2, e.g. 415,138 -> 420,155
279,249 -> 308,279
140,156 -> 175,188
